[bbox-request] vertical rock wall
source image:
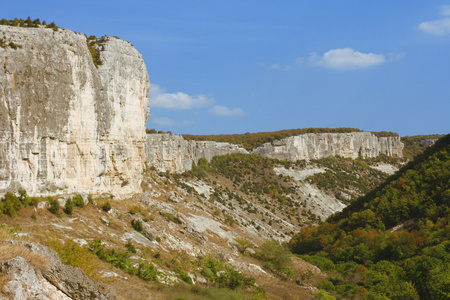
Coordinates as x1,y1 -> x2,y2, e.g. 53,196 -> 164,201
145,134 -> 249,173
0,25 -> 150,197
251,132 -> 403,160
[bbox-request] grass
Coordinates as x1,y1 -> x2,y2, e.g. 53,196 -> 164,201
157,283 -> 254,300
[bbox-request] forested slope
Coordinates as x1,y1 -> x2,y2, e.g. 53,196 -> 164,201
289,134 -> 450,299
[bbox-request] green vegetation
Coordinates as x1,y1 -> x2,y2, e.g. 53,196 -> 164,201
289,134 -> 450,299
200,254 -> 256,290
401,134 -> 446,160
89,239 -> 158,281
63,199 -> 74,215
49,238 -> 99,279
47,197 -> 60,216
86,35 -> 103,68
258,240 -> 293,276
183,128 -> 364,151
101,201 -> 112,212
0,190 -> 37,217
307,156 -> 394,203
0,17 -> 53,28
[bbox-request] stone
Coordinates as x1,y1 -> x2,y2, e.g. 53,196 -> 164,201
3,240 -> 118,299
145,133 -> 248,173
252,132 -> 403,160
0,256 -> 48,300
0,25 -> 149,198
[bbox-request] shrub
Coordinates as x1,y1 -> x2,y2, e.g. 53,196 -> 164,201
178,271 -> 193,285
131,219 -> 143,232
47,197 -> 60,215
72,195 -> 85,208
125,240 -> 136,253
101,201 -> 112,212
63,199 -> 74,215
259,240 -> 293,274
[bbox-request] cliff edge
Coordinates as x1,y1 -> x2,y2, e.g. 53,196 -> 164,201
0,25 -> 150,197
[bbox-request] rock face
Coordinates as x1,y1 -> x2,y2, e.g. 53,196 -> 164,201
0,25 -> 150,197
252,132 -> 403,160
145,134 -> 248,173
1,240 -> 118,299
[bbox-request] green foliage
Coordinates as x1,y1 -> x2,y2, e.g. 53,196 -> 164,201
178,270 -> 193,284
125,240 -> 137,253
72,195 -> 85,208
63,199 -> 74,215
258,240 -> 293,275
146,128 -> 158,134
88,239 -> 158,281
0,18 -> 53,28
49,238 -> 99,279
200,255 -> 255,290
289,134 -> 450,299
131,219 -> 143,232
86,35 -> 102,68
401,134 -> 446,160
314,290 -> 336,300
101,201 -> 112,212
47,197 -> 60,215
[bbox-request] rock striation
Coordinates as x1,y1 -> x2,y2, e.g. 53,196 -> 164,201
145,134 -> 248,173
252,132 -> 403,160
0,25 -> 150,197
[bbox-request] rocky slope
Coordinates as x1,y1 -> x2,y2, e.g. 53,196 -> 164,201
145,133 -> 248,173
0,25 -> 150,197
252,132 -> 403,161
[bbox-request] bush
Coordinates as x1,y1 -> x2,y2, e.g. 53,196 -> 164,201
178,271 -> 193,285
101,201 -> 112,212
259,240 -> 293,274
47,197 -> 60,216
131,219 -> 143,232
125,240 -> 136,253
72,195 -> 85,208
63,199 -> 74,215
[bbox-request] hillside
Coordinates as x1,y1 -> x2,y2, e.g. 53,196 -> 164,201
289,134 -> 450,299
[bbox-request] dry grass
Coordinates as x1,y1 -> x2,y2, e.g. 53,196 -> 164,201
0,244 -> 50,272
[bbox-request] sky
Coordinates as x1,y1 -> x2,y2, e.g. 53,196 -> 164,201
3,1 -> 450,136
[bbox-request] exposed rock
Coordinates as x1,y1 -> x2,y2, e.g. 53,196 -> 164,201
252,132 -> 403,160
131,217 -> 156,241
0,25 -> 149,198
0,256 -> 48,300
145,133 -> 248,173
2,240 -> 117,299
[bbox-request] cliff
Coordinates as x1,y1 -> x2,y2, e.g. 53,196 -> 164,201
0,25 -> 150,197
145,134 -> 248,173
251,132 -> 403,160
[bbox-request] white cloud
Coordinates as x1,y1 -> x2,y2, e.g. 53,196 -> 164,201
210,105 -> 245,117
419,18 -> 450,35
309,48 -> 386,71
152,117 -> 175,126
149,84 -> 214,109
418,5 -> 450,36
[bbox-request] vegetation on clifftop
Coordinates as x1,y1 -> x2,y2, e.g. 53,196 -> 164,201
183,128 -> 365,151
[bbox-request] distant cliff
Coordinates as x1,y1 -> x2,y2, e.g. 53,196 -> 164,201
145,134 -> 248,173
251,132 -> 403,160
0,25 -> 150,197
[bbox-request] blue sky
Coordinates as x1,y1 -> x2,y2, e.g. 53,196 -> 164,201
3,1 -> 450,136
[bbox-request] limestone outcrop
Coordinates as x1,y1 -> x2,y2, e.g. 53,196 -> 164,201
0,25 -> 150,197
251,132 -> 403,160
1,240 -> 117,299
145,134 -> 248,173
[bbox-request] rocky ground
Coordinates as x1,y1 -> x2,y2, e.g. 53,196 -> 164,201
0,155 -> 400,299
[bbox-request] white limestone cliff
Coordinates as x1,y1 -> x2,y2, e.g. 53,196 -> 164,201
251,132 -> 403,160
145,134 -> 249,173
0,25 -> 149,197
